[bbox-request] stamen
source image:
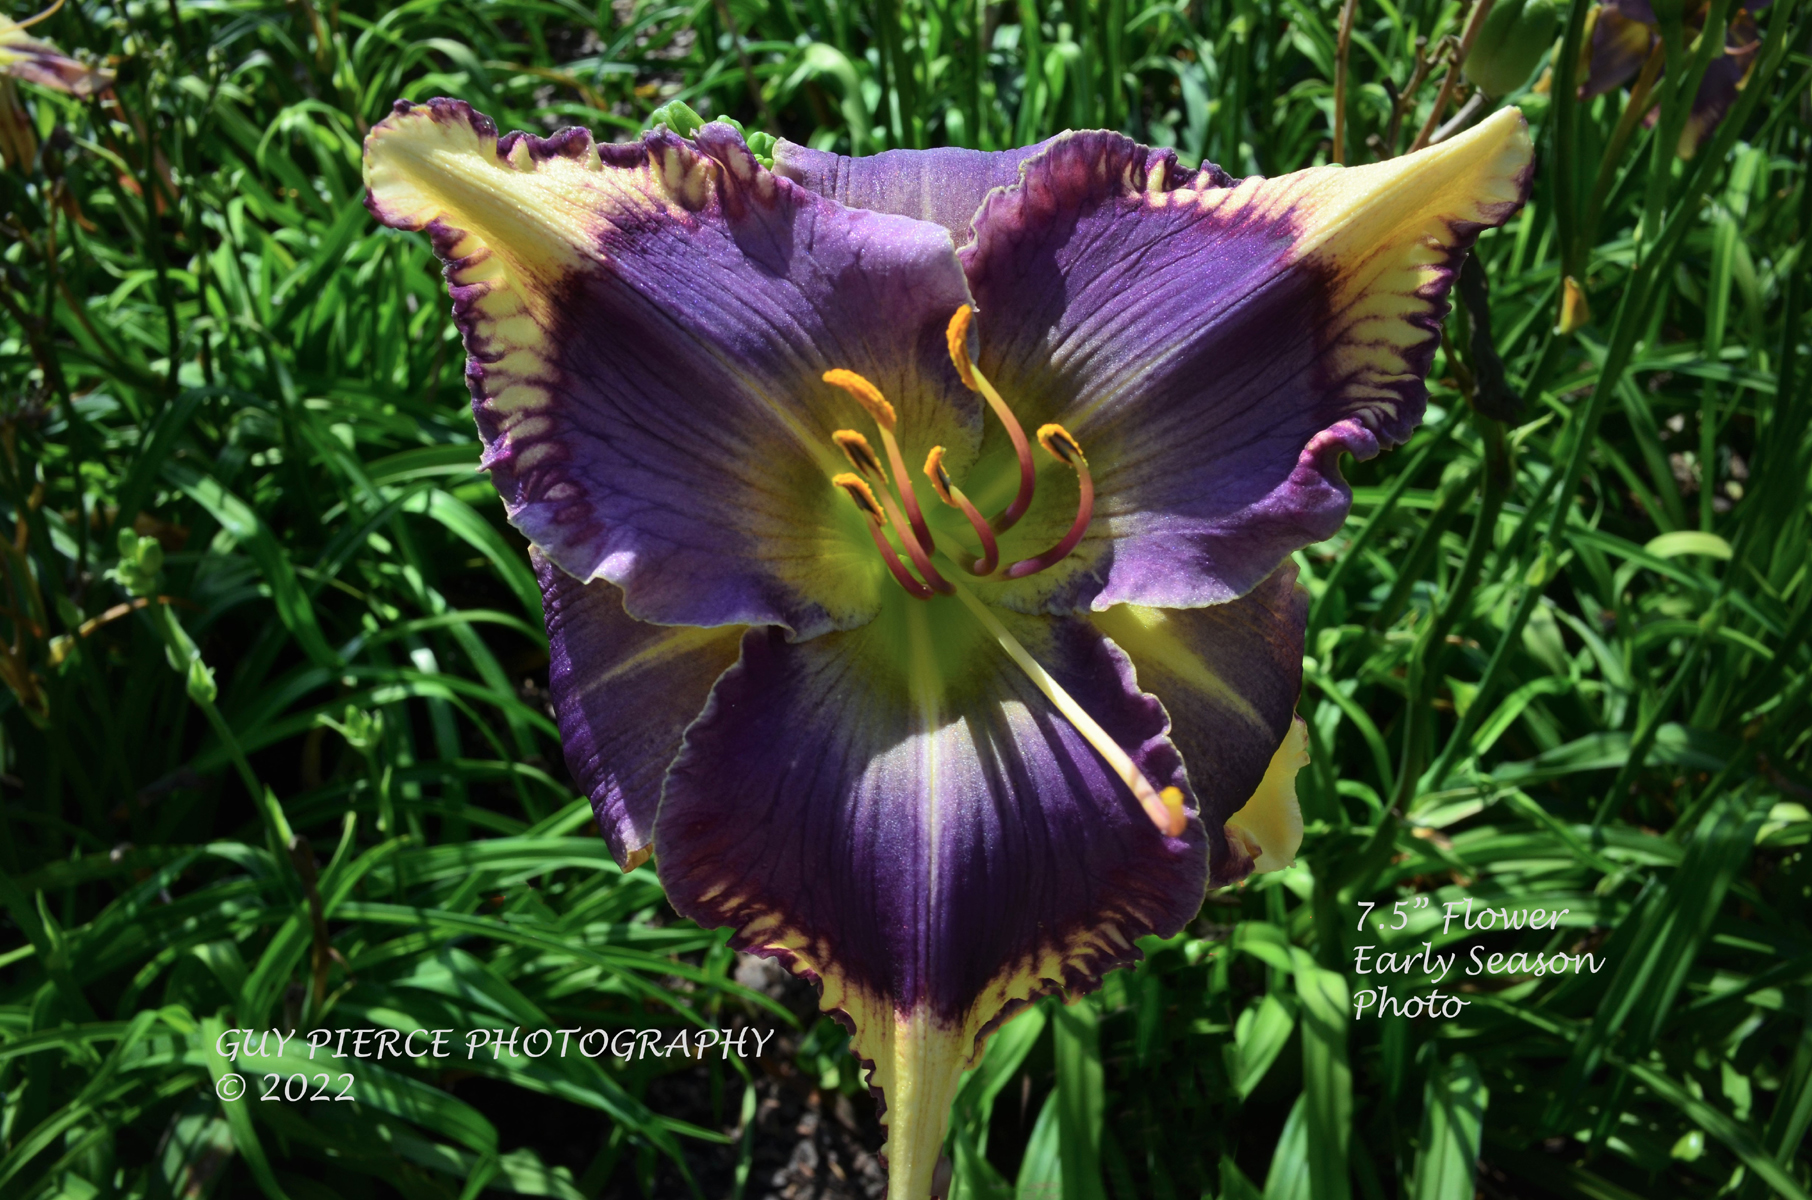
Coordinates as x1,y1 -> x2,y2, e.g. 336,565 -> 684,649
871,481 -> 954,595
923,446 -> 999,576
828,431 -> 952,596
1004,424 -> 1095,580
951,582 -> 1187,837
824,369 -> 936,555
945,306 -> 1036,534
832,471 -> 885,522
944,305 -> 978,391
833,430 -> 885,481
822,369 -> 895,430
1037,424 -> 1084,466
834,473 -> 934,600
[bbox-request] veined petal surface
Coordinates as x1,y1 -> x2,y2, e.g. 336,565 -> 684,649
772,137 -> 1230,246
656,600 -> 1208,1198
771,140 -> 1051,245
959,112 -> 1532,615
534,551 -> 742,869
363,100 -> 980,636
1093,561 -> 1308,885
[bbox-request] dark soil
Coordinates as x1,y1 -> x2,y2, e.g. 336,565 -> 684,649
611,953 -> 890,1198
451,953 -> 891,1199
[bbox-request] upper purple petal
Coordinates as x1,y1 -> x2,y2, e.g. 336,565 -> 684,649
363,100 -> 981,637
1678,8 -> 1763,155
952,116 -> 1532,614
771,141 -> 1052,246
773,137 -> 1232,247
0,34 -> 112,97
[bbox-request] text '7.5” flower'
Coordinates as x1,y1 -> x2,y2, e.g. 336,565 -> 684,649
363,103 -> 1531,1198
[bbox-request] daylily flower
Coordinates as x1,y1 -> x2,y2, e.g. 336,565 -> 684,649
1580,0 -> 1768,157
363,99 -> 1530,1197
0,0 -> 113,170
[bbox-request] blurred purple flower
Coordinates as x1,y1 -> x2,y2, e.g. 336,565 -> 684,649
0,1 -> 113,170
1581,0 -> 1768,156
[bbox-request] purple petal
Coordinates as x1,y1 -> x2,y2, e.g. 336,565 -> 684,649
771,141 -> 1051,246
1094,561 -> 1309,885
1603,0 -> 1658,22
772,137 -> 1232,247
1581,3 -> 1657,98
955,113 -> 1532,615
363,100 -> 981,637
1678,10 -> 1762,156
656,600 -> 1209,1194
534,551 -> 742,869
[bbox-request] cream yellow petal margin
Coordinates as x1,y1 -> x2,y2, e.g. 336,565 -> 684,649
1226,715 -> 1311,874
363,99 -> 709,317
1266,109 -> 1533,421
1146,109 -> 1533,443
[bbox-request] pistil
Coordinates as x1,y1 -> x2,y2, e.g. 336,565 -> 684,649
951,582 -> 1187,838
823,369 -> 936,555
923,446 -> 999,576
1004,425 -> 1095,580
834,474 -> 935,600
946,307 -> 1036,533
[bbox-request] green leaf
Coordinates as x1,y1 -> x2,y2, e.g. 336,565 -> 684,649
1234,993 -> 1298,1101
1294,963 -> 1353,1200
1410,1054 -> 1488,1200
199,1016 -> 290,1200
1052,998 -> 1107,1200
165,463 -> 341,669
1015,1091 -> 1061,1200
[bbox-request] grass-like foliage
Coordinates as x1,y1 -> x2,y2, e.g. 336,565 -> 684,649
1,0 -> 1809,1197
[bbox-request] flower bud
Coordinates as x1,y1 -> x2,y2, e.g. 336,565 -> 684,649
107,530 -> 164,598
185,657 -> 218,705
647,100 -> 709,138
318,704 -> 385,755
1463,0 -> 1562,98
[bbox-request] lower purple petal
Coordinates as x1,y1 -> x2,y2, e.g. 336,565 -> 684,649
536,551 -> 742,868
1093,561 -> 1309,886
772,137 -> 1231,248
655,597 -> 1208,1192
